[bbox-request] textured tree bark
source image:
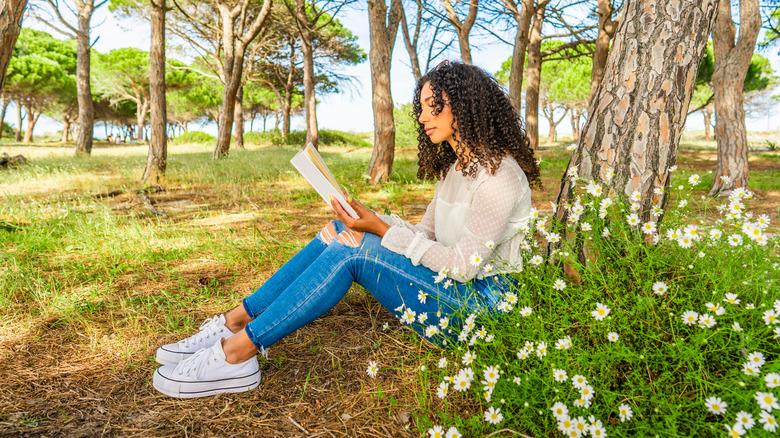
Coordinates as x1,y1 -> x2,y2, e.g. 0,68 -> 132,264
506,0 -> 535,111
62,114 -> 71,142
74,4 -> 96,155
137,98 -> 149,141
524,2 -> 546,150
589,0 -> 617,105
708,0 -> 760,195
281,92 -> 291,136
212,0 -> 273,159
295,0 -> 318,149
23,107 -> 41,143
702,107 -> 711,140
0,0 -> 27,92
554,0 -> 718,231
366,0 -> 403,183
14,103 -> 21,141
233,83 -> 244,148
441,0 -> 478,64
143,0 -> 167,185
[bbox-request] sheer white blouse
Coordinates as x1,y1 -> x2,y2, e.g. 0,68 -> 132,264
379,155 -> 532,282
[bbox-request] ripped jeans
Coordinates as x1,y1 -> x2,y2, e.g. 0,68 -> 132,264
242,220 -> 516,350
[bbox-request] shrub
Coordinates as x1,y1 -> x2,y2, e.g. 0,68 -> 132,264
399,175 -> 779,437
171,131 -> 215,145
394,103 -> 418,148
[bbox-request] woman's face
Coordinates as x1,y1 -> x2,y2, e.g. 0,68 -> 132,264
418,81 -> 457,146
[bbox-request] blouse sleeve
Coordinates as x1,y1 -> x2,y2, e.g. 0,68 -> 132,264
380,166 -> 523,282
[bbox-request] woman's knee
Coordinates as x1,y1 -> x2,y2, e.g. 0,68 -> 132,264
317,220 -> 364,248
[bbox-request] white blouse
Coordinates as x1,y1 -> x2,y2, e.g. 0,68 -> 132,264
379,156 -> 532,282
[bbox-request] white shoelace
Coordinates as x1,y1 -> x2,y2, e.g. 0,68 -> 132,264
180,316 -> 225,348
174,346 -> 219,379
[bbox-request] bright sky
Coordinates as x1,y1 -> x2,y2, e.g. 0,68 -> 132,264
14,5 -> 780,138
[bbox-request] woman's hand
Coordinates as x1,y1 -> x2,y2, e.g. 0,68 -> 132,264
330,195 -> 391,238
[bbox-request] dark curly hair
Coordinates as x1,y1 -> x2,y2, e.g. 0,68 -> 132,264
412,61 -> 541,187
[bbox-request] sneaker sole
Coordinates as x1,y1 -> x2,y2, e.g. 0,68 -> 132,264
153,368 -> 261,399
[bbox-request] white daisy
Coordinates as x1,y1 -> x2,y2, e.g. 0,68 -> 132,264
688,174 -> 700,186
536,342 -> 548,358
681,310 -> 698,326
607,332 -> 619,342
417,290 -> 428,304
591,303 -> 610,321
743,362 -> 760,377
725,423 -> 746,437
571,375 -> 589,389
698,313 -> 717,328
581,222 -> 592,231
589,420 -> 607,437
436,381 -> 449,399
555,336 -> 573,350
652,281 -> 668,296
428,425 -> 444,438
732,322 -> 743,332
747,351 -> 766,367
735,411 -> 755,430
400,308 -> 416,325
484,406 -> 503,425
530,255 -> 544,266
618,403 -> 633,422
551,402 -> 569,419
483,366 -> 500,383
759,410 -> 778,432
485,240 -> 494,249
626,213 -> 640,226
519,306 -> 533,317
452,374 -> 471,392
469,252 -> 483,267
425,325 -> 439,338
763,310 -> 778,325
724,293 -> 740,305
366,361 -> 379,378
756,392 -> 780,412
642,221 -> 657,234
445,426 -> 461,438
705,396 -> 727,415
554,368 -> 569,382
438,316 -> 449,330
765,373 -> 780,388
462,351 -> 475,365
438,357 -> 448,368
553,279 -> 567,291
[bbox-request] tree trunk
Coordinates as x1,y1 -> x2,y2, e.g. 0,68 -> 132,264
74,5 -> 96,155
234,83 -> 244,148
212,0 -> 273,159
61,113 -> 71,142
703,107 -> 712,140
554,0 -> 717,231
708,0 -> 760,195
0,99 -> 8,139
0,0 -> 27,92
570,107 -> 581,141
366,0 -> 403,183
441,0 -> 477,64
15,103 -> 22,141
281,92 -> 291,136
399,6 -> 422,81
295,0 -> 319,149
23,106 -> 36,143
524,2 -> 546,151
507,0 -> 535,111
144,0 -> 167,185
137,98 -> 149,141
589,0 -> 617,104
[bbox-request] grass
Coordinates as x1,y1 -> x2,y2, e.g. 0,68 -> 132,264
0,134 -> 778,437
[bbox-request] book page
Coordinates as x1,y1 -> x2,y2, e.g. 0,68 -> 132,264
290,143 -> 359,219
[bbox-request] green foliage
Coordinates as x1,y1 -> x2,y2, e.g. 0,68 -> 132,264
170,131 -> 215,145
411,181 -> 779,437
394,103 -> 418,148
243,129 -> 371,147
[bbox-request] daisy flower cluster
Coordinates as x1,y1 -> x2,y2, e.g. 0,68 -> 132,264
410,170 -> 778,437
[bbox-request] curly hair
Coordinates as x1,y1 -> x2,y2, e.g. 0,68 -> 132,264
412,61 -> 541,187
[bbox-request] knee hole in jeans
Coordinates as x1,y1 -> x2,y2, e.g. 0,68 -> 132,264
318,222 -> 338,244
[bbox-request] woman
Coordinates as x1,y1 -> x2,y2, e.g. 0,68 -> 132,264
152,61 -> 541,398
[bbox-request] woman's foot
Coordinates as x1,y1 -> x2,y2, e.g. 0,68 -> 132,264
155,314 -> 235,365
153,339 -> 260,398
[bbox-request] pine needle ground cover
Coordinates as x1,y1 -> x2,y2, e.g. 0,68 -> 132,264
0,137 -> 777,437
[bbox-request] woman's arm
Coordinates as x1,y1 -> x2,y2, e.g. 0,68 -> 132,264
380,167 -> 526,282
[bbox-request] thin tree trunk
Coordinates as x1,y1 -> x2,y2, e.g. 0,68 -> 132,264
399,5 -> 422,81
62,113 -> 71,142
441,0 -> 478,64
15,103 -> 22,141
144,0 -> 167,185
708,0 -> 760,195
555,0 -> 717,234
234,83 -> 244,148
366,0 -> 403,183
24,106 -> 36,143
295,0 -> 319,149
507,0 -> 535,111
589,0 -> 617,104
0,0 -> 27,92
137,98 -> 149,141
212,0 -> 273,159
703,107 -> 712,140
524,2 -> 546,151
74,5 -> 95,155
281,92 -> 291,136
0,99 -> 8,139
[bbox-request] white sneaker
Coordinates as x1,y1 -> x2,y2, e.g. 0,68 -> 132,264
156,314 -> 235,365
153,339 -> 260,398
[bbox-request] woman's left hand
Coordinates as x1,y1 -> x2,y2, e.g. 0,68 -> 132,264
330,195 -> 391,238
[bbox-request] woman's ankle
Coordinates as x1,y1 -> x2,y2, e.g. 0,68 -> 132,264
225,306 -> 252,333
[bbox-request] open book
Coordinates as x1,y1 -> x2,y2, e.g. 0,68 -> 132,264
291,143 -> 359,219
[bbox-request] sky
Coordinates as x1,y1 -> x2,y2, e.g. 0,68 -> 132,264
11,4 -> 780,139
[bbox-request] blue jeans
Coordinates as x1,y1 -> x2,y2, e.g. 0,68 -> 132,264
242,220 -> 515,349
